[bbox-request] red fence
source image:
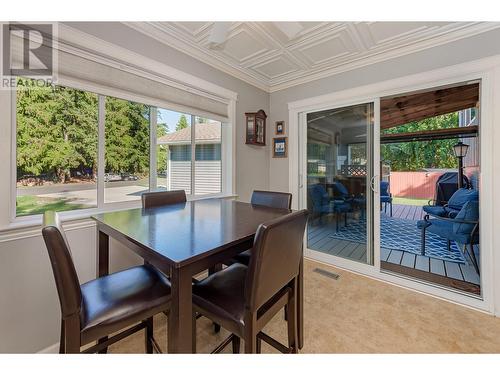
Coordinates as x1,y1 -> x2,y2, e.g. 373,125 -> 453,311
389,172 -> 442,200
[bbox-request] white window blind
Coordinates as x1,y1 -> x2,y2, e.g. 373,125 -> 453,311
9,32 -> 230,122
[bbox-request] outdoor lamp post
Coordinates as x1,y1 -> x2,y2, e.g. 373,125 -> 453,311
453,141 -> 469,189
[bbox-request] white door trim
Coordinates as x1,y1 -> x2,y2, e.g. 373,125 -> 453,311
288,55 -> 500,314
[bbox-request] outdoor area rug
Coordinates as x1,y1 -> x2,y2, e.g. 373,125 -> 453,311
330,216 -> 466,263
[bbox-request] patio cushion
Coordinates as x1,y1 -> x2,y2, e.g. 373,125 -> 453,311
453,200 -> 479,237
447,188 -> 479,211
380,196 -> 392,203
423,205 -> 447,217
380,181 -> 390,197
333,182 -> 349,197
417,218 -> 473,245
308,184 -> 329,210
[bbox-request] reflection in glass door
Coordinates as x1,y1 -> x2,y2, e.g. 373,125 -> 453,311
305,103 -> 374,264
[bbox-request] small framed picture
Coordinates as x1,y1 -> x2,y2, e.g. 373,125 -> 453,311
275,120 -> 285,135
273,137 -> 288,158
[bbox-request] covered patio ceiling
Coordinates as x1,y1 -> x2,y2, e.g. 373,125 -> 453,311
380,82 -> 479,143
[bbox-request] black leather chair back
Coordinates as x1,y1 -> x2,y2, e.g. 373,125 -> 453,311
245,210 -> 308,311
251,190 -> 292,210
42,211 -> 82,319
142,190 -> 186,208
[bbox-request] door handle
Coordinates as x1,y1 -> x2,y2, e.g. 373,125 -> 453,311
370,175 -> 378,193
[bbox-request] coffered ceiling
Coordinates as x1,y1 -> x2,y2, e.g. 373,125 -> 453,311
125,22 -> 500,92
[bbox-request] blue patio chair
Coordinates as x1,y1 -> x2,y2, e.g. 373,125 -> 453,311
380,181 -> 393,217
308,184 -> 351,231
332,181 -> 366,219
423,188 -> 479,219
417,200 -> 479,274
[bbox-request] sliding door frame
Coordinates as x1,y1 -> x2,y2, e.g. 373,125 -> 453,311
298,99 -> 380,268
288,56 -> 499,314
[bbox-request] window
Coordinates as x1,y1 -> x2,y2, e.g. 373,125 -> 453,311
156,111 -> 222,195
195,117 -> 222,195
14,80 -> 229,218
156,109 -> 192,194
16,78 -> 98,217
104,97 -> 150,203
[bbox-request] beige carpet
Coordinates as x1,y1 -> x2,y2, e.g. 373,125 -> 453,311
109,258 -> 500,353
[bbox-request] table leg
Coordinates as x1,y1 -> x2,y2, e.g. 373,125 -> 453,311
97,229 -> 109,277
298,257 -> 304,349
168,267 -> 194,353
96,228 -> 110,353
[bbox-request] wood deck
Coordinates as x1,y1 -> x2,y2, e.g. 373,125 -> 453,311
307,203 -> 480,293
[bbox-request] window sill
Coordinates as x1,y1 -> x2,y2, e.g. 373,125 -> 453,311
0,193 -> 238,234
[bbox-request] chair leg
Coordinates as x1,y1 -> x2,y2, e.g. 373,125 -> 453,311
145,317 -> 153,354
62,316 -> 80,354
420,228 -> 426,256
243,315 -> 258,354
213,323 -> 221,333
447,240 -> 451,252
390,202 -> 393,217
256,336 -> 262,354
286,280 -> 299,354
59,321 -> 65,354
97,337 -> 108,354
192,312 -> 197,354
209,264 -> 222,334
232,335 -> 241,354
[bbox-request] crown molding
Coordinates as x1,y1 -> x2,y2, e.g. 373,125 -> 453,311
124,22 -> 271,92
124,22 -> 500,94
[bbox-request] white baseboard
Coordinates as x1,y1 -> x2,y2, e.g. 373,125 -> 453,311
37,342 -> 59,354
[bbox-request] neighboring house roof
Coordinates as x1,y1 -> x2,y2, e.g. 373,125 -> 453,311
158,123 -> 221,145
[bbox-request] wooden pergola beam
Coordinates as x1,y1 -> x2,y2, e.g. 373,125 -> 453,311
381,83 -> 479,129
381,125 -> 478,144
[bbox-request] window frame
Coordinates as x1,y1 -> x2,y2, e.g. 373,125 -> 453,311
10,76 -> 235,225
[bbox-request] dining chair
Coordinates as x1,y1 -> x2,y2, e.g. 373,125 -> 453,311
192,209 -> 308,353
232,190 -> 292,266
42,211 -> 171,354
141,189 -> 187,209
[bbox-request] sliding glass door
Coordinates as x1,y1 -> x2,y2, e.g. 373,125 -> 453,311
304,102 -> 375,265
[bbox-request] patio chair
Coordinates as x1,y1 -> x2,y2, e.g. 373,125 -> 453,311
417,200 -> 479,274
332,181 -> 366,219
308,184 -> 351,231
423,188 -> 478,219
380,181 -> 393,217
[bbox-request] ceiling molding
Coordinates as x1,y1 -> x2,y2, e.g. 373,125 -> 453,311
124,22 -> 500,93
124,22 -> 270,92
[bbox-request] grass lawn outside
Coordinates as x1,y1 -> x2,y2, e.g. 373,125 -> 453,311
393,197 -> 429,206
16,195 -> 93,217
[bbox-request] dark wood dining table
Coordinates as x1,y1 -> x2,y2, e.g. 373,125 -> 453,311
92,198 -> 303,353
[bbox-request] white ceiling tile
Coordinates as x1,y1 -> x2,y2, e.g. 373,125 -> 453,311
220,29 -> 269,62
252,55 -> 299,79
